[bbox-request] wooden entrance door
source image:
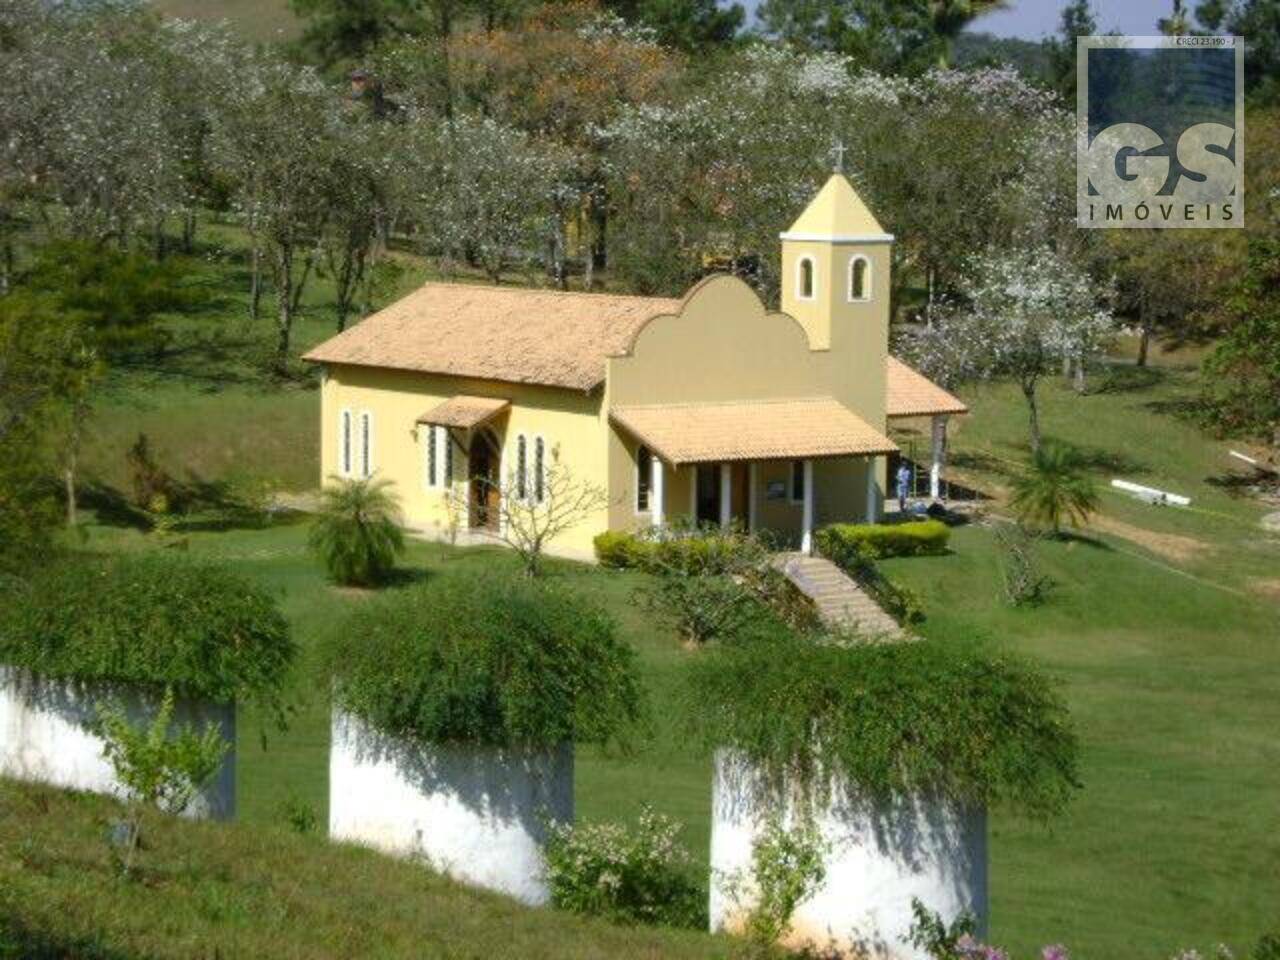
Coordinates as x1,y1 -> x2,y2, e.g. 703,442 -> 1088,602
469,430 -> 501,531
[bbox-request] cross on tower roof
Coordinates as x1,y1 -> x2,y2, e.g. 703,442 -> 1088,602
831,140 -> 846,174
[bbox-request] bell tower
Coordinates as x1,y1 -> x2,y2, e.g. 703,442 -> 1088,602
779,172 -> 893,427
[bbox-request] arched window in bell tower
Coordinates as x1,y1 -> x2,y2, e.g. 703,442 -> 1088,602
797,256 -> 815,300
848,255 -> 871,302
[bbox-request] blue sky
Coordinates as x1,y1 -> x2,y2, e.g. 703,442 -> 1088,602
974,1 -> 1179,39
737,1 -> 1182,40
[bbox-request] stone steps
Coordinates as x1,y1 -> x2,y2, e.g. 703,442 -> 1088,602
776,553 -> 904,639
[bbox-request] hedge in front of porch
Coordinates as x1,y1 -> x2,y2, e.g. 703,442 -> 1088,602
816,519 -> 950,562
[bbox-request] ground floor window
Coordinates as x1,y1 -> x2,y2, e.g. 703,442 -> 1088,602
534,436 -> 545,503
360,412 -> 373,478
636,445 -> 652,512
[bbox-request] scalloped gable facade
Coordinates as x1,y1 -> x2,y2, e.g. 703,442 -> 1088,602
310,174 -> 959,559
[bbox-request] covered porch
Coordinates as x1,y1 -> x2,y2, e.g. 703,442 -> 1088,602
610,397 -> 898,555
885,357 -> 970,504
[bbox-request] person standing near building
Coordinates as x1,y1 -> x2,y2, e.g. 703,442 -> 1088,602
896,462 -> 912,513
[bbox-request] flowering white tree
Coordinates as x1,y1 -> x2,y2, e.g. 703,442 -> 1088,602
214,57 -> 337,372
600,49 -> 1072,307
905,246 -> 1115,454
405,113 -> 571,284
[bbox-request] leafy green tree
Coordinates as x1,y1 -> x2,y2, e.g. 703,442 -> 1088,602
309,476 -> 407,586
756,0 -> 938,73
11,242 -> 192,525
1200,236 -> 1280,443
757,0 -> 1008,72
604,0 -> 743,51
1010,440 -> 1100,536
1046,0 -> 1097,101
927,0 -> 1010,68
1107,230 -> 1234,367
95,688 -> 230,876
1223,0 -> 1280,103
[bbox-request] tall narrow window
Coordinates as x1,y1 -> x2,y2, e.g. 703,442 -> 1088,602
340,409 -> 352,476
360,412 -> 372,478
790,459 -> 805,504
534,436 -> 545,504
849,256 -> 870,301
426,425 -> 437,487
798,257 -> 815,299
443,430 -> 453,484
516,434 -> 528,500
636,445 -> 652,512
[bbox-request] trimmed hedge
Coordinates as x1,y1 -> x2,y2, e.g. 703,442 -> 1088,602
329,571 -> 644,749
594,531 -> 654,569
593,529 -> 762,575
0,553 -> 295,717
686,635 -> 1080,817
816,520 -> 950,562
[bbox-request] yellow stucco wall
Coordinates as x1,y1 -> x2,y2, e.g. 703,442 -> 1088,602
605,275 -> 884,544
320,364 -> 609,559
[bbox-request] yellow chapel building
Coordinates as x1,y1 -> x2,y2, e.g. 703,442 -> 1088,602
303,174 -> 967,560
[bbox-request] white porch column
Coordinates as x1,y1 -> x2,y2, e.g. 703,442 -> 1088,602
930,415 -> 949,501
801,459 -> 815,555
719,463 -> 732,529
651,454 -> 665,528
748,463 -> 758,533
865,457 -> 879,523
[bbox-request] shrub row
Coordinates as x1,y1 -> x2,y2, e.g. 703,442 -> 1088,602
0,553 -> 295,720
685,634 -> 1081,818
815,519 -> 950,563
594,528 -> 755,576
327,572 -> 644,749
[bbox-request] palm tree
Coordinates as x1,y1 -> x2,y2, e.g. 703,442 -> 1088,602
309,476 -> 406,586
1010,440 -> 1100,536
929,0 -> 1011,68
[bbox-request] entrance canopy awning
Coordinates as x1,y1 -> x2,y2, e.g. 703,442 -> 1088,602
416,395 -> 510,430
610,398 -> 898,466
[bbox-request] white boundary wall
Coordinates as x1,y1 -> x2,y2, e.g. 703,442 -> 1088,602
0,666 -> 236,819
710,751 -> 987,959
329,709 -> 573,906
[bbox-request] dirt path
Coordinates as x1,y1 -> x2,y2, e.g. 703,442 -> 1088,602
1087,514 -> 1210,564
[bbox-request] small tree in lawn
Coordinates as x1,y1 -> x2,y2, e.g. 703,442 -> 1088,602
450,445 -> 609,577
1010,439 -> 1100,537
907,245 -> 1114,455
309,476 -> 406,586
95,687 -> 230,877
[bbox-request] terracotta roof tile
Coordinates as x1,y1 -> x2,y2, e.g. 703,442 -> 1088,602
610,398 -> 898,466
416,395 -> 510,429
886,357 -> 969,418
302,282 -> 681,391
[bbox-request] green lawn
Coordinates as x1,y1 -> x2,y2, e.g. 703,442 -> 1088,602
36,221 -> 1280,957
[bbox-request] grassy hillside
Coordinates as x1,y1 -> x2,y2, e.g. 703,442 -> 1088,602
0,780 -> 741,960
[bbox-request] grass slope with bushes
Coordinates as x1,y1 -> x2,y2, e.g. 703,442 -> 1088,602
0,780 -> 743,960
